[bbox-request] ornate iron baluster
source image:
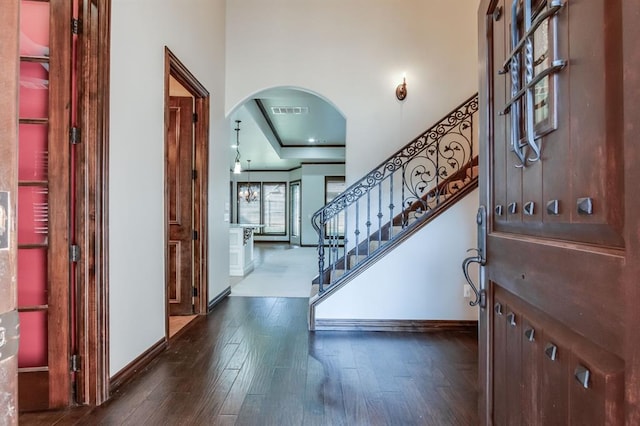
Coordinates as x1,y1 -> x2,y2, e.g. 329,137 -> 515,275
343,206 -> 348,271
366,191 -> 372,255
317,210 -> 325,292
388,173 -> 395,238
401,162 -> 407,226
377,183 -> 383,244
354,199 -> 360,266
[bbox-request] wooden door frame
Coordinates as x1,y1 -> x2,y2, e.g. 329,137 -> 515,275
622,1 -> 640,422
477,1 -> 492,423
0,0 -> 20,421
163,47 -> 210,340
75,0 -> 112,406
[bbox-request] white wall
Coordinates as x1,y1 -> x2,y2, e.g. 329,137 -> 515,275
109,0 -> 227,377
226,0 -> 480,320
315,189 -> 480,321
226,0 -> 480,183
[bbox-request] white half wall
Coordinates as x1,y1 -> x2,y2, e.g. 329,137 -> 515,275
315,189 -> 480,321
109,0 -> 227,377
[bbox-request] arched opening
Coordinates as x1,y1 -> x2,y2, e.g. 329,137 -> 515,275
226,87 -> 346,296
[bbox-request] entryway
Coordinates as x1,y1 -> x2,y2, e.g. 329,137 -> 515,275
163,48 -> 210,339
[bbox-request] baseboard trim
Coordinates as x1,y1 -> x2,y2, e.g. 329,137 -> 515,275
208,286 -> 231,313
313,319 -> 478,333
109,338 -> 166,394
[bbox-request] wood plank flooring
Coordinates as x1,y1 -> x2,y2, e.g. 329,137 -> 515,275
20,297 -> 478,425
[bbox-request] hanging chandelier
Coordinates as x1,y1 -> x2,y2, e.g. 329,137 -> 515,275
233,120 -> 242,174
239,159 -> 259,203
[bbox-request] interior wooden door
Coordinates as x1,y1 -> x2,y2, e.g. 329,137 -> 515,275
478,0 -> 638,423
17,0 -> 72,411
167,96 -> 194,316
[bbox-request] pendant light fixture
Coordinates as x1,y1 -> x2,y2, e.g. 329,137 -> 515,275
233,120 -> 242,174
239,159 -> 259,203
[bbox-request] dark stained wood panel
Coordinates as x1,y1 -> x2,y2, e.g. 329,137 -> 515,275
167,241 -> 180,302
166,96 -> 193,316
491,0 -> 625,248
491,0 -> 508,229
17,371 -> 49,413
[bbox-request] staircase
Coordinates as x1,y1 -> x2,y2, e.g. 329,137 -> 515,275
309,94 -> 479,321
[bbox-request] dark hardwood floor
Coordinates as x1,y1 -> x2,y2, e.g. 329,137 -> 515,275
20,297 -> 478,425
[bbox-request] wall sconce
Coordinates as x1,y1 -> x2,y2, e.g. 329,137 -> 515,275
396,73 -> 407,101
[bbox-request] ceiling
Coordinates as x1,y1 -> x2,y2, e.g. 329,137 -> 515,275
229,88 -> 346,172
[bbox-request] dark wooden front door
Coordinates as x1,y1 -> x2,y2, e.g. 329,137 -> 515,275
167,96 -> 194,316
478,0 -> 639,423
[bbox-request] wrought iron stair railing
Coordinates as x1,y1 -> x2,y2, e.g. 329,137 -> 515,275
311,94 -> 479,295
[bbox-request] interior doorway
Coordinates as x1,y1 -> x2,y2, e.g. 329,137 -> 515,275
164,48 -> 210,339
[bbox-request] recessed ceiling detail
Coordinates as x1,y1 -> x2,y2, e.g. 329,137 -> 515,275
229,88 -> 346,171
270,106 -> 309,115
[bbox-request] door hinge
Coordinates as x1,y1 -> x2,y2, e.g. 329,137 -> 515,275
70,244 -> 81,262
72,18 -> 82,35
192,230 -> 198,240
70,354 -> 81,372
70,127 -> 81,145
193,113 -> 198,123
192,169 -> 197,180
192,287 -> 198,297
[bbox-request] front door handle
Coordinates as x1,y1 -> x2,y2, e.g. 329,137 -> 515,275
462,205 -> 487,308
462,249 -> 485,307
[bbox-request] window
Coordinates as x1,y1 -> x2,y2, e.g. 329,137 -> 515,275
531,0 -> 555,133
236,181 -> 287,235
237,182 -> 261,229
262,183 -> 286,234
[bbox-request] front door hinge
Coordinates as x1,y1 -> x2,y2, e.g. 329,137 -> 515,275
192,230 -> 198,240
70,354 -> 81,372
72,18 -> 82,35
70,244 -> 81,262
193,113 -> 198,123
70,127 -> 81,145
193,287 -> 198,297
192,169 -> 197,180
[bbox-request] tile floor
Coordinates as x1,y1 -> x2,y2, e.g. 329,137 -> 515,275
229,243 -> 317,298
